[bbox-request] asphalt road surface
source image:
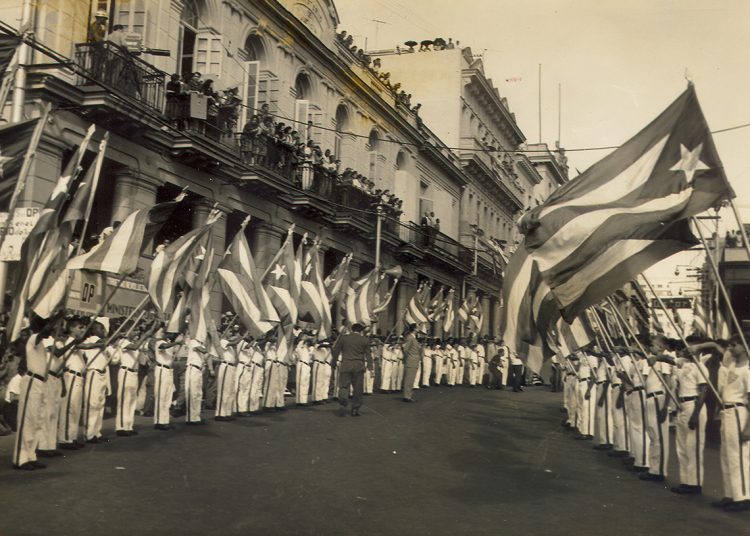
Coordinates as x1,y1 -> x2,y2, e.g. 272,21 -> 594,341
1,385 -> 748,536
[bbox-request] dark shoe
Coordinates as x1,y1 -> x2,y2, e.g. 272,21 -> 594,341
724,500 -> 750,512
31,461 -> 47,469
608,450 -> 629,458
186,421 -> 205,426
351,408 -> 361,417
214,416 -> 231,422
116,430 -> 130,437
574,434 -> 590,440
37,449 -> 62,457
593,444 -> 613,450
59,443 -> 77,450
86,437 -> 100,444
712,497 -> 733,508
13,462 -> 36,471
630,465 -> 649,473
97,436 -> 110,443
622,457 -> 635,465
639,472 -> 664,481
154,424 -> 172,430
671,484 -> 702,495
74,441 -> 86,449
129,430 -> 139,436
402,398 -> 415,403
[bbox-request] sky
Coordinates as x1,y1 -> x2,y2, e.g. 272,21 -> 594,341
335,0 -> 750,290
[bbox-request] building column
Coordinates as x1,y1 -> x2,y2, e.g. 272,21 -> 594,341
21,136 -> 66,206
111,168 -> 159,225
395,278 -> 417,336
481,295 -> 491,337
252,222 -> 284,275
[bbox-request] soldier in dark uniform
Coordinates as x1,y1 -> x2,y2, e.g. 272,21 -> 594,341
332,323 -> 372,416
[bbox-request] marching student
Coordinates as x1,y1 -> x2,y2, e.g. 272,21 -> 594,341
608,353 -> 630,458
81,320 -> 111,443
421,339 -> 434,387
574,350 -> 596,440
620,350 -> 650,473
58,316 -> 88,449
14,315 -> 77,470
114,321 -> 157,435
311,339 -> 332,403
379,339 -> 395,393
562,354 -> 578,430
184,334 -> 209,425
215,328 -> 241,420
294,337 -> 313,405
593,352 -> 614,450
669,345 -> 709,495
153,330 -> 181,430
248,339 -> 266,413
37,322 -> 66,457
640,336 -> 674,483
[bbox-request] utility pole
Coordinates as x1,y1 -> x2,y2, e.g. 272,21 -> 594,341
375,202 -> 384,269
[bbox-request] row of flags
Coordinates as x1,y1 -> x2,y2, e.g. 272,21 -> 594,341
502,84 -> 735,371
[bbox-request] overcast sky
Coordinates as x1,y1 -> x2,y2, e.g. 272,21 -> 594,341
336,0 -> 750,288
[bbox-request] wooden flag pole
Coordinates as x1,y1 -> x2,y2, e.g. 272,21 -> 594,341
589,307 -> 638,387
604,298 -> 682,410
691,218 -> 750,357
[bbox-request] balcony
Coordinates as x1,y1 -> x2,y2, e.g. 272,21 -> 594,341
397,221 -> 473,274
75,42 -> 165,114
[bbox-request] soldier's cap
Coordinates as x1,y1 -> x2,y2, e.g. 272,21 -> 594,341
95,10 -> 108,18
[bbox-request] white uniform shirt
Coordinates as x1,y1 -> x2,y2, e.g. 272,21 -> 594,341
64,336 -> 86,373
578,359 -> 591,381
117,339 -> 140,370
237,341 -> 253,365
220,339 -> 237,364
155,341 -> 176,367
186,338 -> 205,368
677,361 -> 709,398
646,360 -> 672,394
25,334 -> 51,377
82,336 -> 108,372
718,364 -> 750,405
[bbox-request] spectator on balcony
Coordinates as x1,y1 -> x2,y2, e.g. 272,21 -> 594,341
240,115 -> 260,164
300,139 -> 315,191
258,115 -> 274,167
87,11 -> 109,43
166,73 -> 187,128
106,24 -> 128,49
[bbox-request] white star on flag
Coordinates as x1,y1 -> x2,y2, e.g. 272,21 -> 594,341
50,176 -> 76,201
271,263 -> 286,281
670,142 -> 710,184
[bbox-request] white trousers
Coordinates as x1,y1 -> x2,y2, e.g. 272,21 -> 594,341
380,360 -> 393,391
364,369 -> 374,394
626,390 -> 649,468
248,363 -> 265,411
13,376 -> 45,466
421,355 -> 432,386
84,369 -> 109,439
185,365 -> 204,422
235,363 -> 253,411
58,371 -> 84,444
311,362 -> 331,401
612,385 -> 629,452
433,357 -> 444,385
594,383 -> 614,446
39,375 -> 62,450
720,406 -> 750,501
675,400 -> 706,486
576,383 -> 596,436
413,362 -> 421,389
563,376 -> 576,424
394,361 -> 404,390
646,393 -> 669,476
153,365 -> 174,425
215,363 -> 236,416
115,368 -> 139,431
295,362 -> 312,404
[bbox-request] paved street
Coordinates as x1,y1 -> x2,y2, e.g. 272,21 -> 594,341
1,386 -> 748,536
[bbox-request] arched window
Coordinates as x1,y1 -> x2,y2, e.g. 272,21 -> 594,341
368,129 -> 380,181
179,0 -> 201,77
294,72 -> 316,142
334,104 -> 349,158
240,33 -> 267,128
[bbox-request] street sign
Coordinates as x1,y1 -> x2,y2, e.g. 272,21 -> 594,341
651,297 -> 692,309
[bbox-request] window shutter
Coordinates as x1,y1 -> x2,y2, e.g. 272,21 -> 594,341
294,99 -> 309,142
116,0 -> 148,43
194,32 -> 223,78
240,60 -> 260,128
309,110 -> 324,144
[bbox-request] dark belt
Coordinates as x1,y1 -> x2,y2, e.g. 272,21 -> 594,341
65,369 -> 83,377
680,396 -> 698,402
26,372 -> 45,382
155,364 -> 172,370
629,386 -> 645,393
89,368 -> 106,374
48,370 -> 63,379
723,403 -> 745,410
646,391 -> 664,399
120,366 -> 138,373
189,364 -> 203,371
222,362 -> 236,367
596,381 -> 607,385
